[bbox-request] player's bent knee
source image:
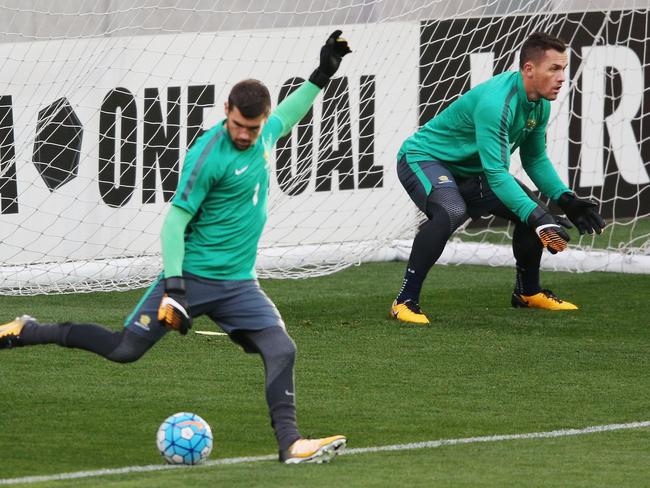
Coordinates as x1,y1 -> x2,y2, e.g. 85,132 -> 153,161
427,190 -> 467,233
268,332 -> 296,362
447,207 -> 467,232
426,200 -> 467,236
254,327 -> 296,364
274,334 -> 297,362
106,330 -> 153,363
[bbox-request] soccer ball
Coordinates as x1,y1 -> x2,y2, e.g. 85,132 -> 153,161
156,412 -> 213,465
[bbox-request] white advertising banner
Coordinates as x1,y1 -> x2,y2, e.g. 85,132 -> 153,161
0,23 -> 419,282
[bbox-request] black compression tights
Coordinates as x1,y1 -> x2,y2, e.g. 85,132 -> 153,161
397,188 -> 467,303
19,321 -> 300,451
244,327 -> 301,451
20,321 -> 153,362
511,220 -> 544,294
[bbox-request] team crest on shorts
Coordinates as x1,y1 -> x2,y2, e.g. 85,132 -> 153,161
135,314 -> 151,331
438,175 -> 451,183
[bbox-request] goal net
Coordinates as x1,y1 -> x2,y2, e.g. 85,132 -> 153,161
0,0 -> 649,294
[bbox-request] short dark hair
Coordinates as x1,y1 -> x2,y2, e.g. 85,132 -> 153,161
519,32 -> 566,69
227,79 -> 271,118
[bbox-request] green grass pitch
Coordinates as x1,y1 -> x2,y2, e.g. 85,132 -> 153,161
1,262 -> 649,487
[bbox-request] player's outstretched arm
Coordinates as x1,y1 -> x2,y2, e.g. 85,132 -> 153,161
557,192 -> 606,235
273,30 -> 352,136
158,206 -> 193,334
527,206 -> 571,254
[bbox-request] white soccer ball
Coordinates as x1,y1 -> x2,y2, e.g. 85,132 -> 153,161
156,412 -> 213,465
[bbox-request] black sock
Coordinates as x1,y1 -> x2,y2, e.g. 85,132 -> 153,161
396,267 -> 425,304
515,265 -> 541,296
396,207 -> 452,304
512,221 -> 543,296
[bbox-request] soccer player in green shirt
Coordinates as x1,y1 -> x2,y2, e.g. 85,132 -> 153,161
390,32 -> 605,325
1,31 -> 351,464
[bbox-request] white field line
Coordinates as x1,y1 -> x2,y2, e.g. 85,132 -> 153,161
1,421 -> 649,485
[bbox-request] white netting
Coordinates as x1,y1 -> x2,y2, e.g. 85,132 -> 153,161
0,0 -> 649,295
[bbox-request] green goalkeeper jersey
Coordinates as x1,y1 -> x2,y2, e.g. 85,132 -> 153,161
170,82 -> 320,280
399,70 -> 570,222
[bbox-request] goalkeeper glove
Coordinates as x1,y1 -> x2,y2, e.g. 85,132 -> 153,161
557,192 -> 606,235
309,30 -> 352,89
158,277 -> 192,335
527,207 -> 571,254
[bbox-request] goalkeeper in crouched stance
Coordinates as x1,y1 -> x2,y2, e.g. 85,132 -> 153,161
0,31 -> 351,464
390,31 -> 606,325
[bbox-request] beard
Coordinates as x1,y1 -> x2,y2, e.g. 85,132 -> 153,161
233,139 -> 252,150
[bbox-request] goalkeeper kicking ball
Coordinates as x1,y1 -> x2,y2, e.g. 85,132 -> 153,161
156,412 -> 213,465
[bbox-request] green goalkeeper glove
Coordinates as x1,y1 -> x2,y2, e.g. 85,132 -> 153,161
309,30 -> 352,89
557,192 -> 606,235
527,207 -> 571,254
158,277 -> 192,335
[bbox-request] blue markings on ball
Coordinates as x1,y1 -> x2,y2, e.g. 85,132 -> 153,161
156,412 -> 213,465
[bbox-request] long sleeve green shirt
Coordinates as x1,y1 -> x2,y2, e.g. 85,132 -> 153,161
399,71 -> 570,222
160,81 -> 321,279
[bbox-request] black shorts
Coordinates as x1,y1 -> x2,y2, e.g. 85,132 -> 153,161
124,273 -> 285,344
397,156 -> 458,214
397,155 -> 540,222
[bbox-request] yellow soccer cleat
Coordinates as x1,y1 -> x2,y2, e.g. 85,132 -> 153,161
0,315 -> 35,348
511,289 -> 578,310
389,300 -> 430,325
281,435 -> 347,464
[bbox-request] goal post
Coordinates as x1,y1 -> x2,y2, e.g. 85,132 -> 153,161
0,1 -> 649,295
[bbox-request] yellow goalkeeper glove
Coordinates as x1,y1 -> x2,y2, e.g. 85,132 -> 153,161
528,208 -> 571,254
158,277 -> 192,335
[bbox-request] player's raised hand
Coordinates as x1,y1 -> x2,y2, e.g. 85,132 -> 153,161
528,208 -> 571,254
158,277 -> 192,335
309,30 -> 352,88
558,192 -> 606,235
